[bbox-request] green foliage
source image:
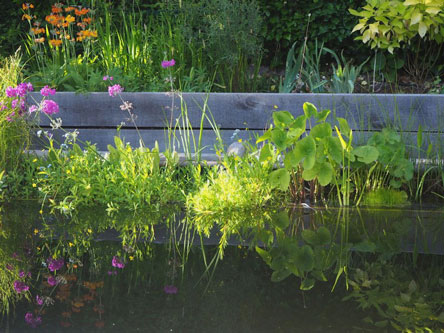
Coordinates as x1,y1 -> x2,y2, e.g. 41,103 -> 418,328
188,153 -> 276,220
350,0 -> 444,53
258,103 -> 382,205
258,0 -> 367,66
0,52 -> 30,172
35,138 -> 183,214
328,51 -> 368,93
362,188 -> 408,206
257,224 -> 336,291
345,260 -> 444,332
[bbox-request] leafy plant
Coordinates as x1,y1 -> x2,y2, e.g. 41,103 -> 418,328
349,0 -> 444,53
327,51 -> 368,93
258,102 -> 380,206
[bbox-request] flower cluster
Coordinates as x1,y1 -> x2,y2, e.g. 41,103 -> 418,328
14,280 -> 30,293
40,85 -> 56,97
111,256 -> 125,269
161,59 -> 176,68
108,84 -> 123,97
2,82 -> 59,121
22,2 -> 97,48
47,257 -> 64,271
25,312 -> 42,328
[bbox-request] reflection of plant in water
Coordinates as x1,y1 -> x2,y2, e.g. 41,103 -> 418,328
345,258 -> 444,332
256,209 -> 341,291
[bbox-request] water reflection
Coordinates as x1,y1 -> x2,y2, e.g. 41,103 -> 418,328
1,203 -> 444,331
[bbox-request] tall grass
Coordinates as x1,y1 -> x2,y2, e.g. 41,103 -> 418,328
0,51 -> 30,172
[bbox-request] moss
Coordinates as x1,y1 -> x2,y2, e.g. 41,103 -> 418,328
362,188 -> 408,207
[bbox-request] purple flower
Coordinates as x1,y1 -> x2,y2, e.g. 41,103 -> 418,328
40,85 -> 56,97
107,270 -> 118,276
11,99 -> 19,109
13,280 -> 29,293
25,82 -> 34,92
6,264 -> 13,270
19,271 -> 25,278
0,102 -> 7,111
108,84 -> 123,97
6,86 -> 17,97
36,295 -> 44,306
111,256 -> 125,269
161,59 -> 175,68
163,285 -> 178,294
25,312 -> 42,328
12,252 -> 19,259
47,258 -> 64,272
47,276 -> 58,286
41,100 -> 59,115
29,105 -> 38,113
19,99 -> 26,113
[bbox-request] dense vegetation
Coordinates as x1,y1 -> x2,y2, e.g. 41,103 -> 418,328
1,0 -> 443,93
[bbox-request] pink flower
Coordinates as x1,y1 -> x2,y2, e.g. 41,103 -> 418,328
28,105 -> 38,113
111,256 -> 125,269
41,100 -> 59,115
161,59 -> 175,68
108,84 -> 123,97
103,75 -> 114,81
107,270 -> 118,276
47,276 -> 58,286
47,258 -> 64,272
6,86 -> 17,97
25,312 -> 42,328
163,285 -> 178,294
11,99 -> 19,109
36,295 -> 44,306
40,85 -> 56,97
13,280 -> 29,293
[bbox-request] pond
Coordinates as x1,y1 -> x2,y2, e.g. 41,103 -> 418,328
1,202 -> 444,332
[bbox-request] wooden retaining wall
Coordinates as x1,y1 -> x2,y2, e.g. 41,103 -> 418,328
30,92 -> 444,155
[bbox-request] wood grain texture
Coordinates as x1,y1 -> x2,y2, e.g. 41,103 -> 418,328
31,92 -> 444,132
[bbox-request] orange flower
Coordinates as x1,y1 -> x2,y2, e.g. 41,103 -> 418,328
51,4 -> 63,14
46,14 -> 64,26
22,14 -> 32,20
83,293 -> 94,302
65,6 -> 76,12
78,30 -> 98,38
49,39 -> 62,47
75,8 -> 90,16
31,27 -> 45,35
22,3 -> 34,10
71,306 -> 81,313
34,37 -> 45,43
82,17 -> 92,24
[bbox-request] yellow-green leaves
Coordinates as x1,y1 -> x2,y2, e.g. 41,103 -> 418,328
349,0 -> 444,52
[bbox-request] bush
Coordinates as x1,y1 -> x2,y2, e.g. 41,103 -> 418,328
257,0 -> 367,67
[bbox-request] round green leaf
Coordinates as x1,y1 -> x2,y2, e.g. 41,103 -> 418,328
294,136 -> 316,170
353,145 -> 379,164
269,168 -> 290,191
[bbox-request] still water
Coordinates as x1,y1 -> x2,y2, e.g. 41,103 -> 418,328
1,203 -> 444,332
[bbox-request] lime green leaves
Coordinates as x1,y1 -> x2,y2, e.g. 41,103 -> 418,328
349,0 -> 444,52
